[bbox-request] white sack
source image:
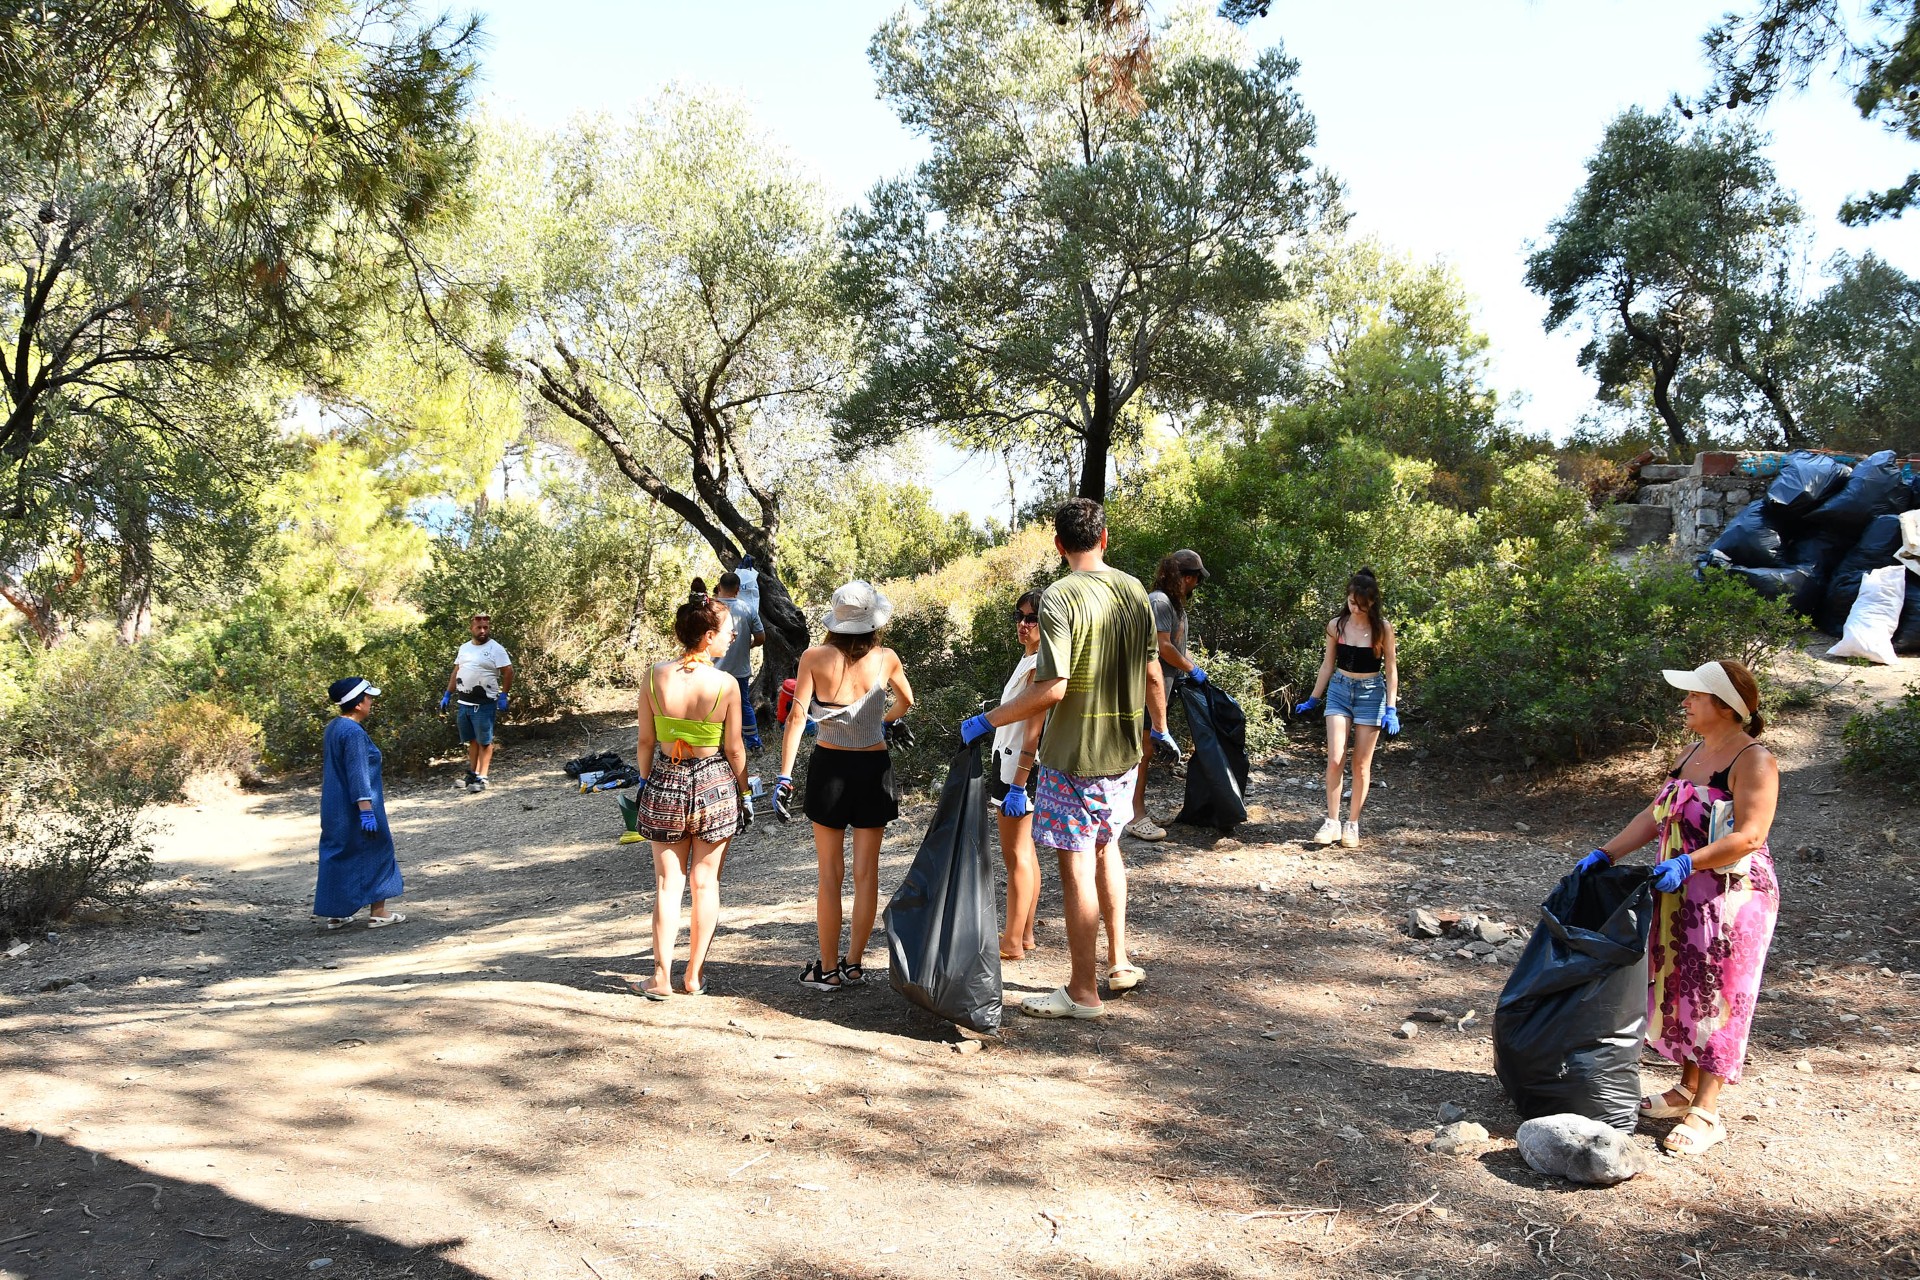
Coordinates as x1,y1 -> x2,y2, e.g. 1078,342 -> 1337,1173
1828,563 -> 1907,665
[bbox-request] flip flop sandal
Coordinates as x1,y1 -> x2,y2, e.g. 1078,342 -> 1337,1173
1662,1106 -> 1726,1156
633,984 -> 671,1002
1106,964 -> 1146,992
1019,986 -> 1106,1019
1639,1083 -> 1695,1120
366,912 -> 408,928
679,982 -> 706,997
322,917 -> 351,931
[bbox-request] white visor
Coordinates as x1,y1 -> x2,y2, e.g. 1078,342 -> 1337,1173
1661,662 -> 1749,721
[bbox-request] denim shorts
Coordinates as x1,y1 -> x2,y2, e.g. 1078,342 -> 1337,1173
457,698 -> 497,745
1325,671 -> 1386,728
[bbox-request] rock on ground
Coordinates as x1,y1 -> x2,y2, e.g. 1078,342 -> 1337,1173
1427,1121 -> 1489,1155
1515,1113 -> 1656,1186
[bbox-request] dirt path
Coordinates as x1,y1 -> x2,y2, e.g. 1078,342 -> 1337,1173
3,648 -> 1918,1279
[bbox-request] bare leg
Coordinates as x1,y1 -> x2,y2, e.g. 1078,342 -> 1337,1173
998,810 -> 1040,959
648,840 -> 689,997
812,823 -> 846,969
465,741 -> 480,773
846,826 -> 885,965
1348,725 -> 1381,823
1131,727 -> 1152,816
1054,846 -> 1102,1007
682,837 -> 726,990
1095,841 -> 1128,971
476,740 -> 497,777
1323,715 -> 1351,820
370,899 -> 388,917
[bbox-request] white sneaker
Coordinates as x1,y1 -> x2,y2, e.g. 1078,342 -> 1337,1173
1312,818 -> 1340,844
1125,817 -> 1167,842
1341,821 -> 1360,848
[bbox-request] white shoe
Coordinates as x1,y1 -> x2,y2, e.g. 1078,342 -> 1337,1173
1312,818 -> 1340,844
1341,821 -> 1360,848
1125,817 -> 1166,842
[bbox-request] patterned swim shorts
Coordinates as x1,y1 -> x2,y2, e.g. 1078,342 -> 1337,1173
1032,764 -> 1138,855
637,750 -> 740,844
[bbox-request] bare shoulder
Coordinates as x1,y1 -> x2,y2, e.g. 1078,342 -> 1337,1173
1735,741 -> 1779,781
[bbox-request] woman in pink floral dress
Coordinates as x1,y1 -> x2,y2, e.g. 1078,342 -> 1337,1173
1576,659 -> 1780,1157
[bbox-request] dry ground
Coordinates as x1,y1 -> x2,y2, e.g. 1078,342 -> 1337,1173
3,643 -> 1917,1280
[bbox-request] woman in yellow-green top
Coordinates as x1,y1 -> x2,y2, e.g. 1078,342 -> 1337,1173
633,590 -> 751,1000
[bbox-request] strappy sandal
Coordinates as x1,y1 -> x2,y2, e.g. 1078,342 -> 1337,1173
1638,1083 -> 1694,1120
1662,1106 -> 1726,1156
799,959 -> 844,991
838,957 -> 865,986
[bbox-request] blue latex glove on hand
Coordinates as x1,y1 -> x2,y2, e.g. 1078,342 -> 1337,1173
959,713 -> 994,746
1294,695 -> 1321,715
772,776 -> 794,822
1189,667 -> 1208,684
1150,728 -> 1182,763
1575,848 -> 1610,875
1001,785 -> 1030,818
1382,705 -> 1401,735
1651,854 -> 1693,894
496,691 -> 509,712
439,691 -> 450,710
358,809 -> 378,835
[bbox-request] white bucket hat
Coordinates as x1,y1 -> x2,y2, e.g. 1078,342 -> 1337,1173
1661,661 -> 1750,721
825,580 -> 892,635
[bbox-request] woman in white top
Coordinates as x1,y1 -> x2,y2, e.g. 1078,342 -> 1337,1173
991,590 -> 1046,960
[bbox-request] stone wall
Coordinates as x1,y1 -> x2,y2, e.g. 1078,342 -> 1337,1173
1635,474 -> 1756,552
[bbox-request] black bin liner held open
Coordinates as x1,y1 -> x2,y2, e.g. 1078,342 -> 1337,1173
1171,678 -> 1251,832
883,742 -> 1002,1034
1493,864 -> 1655,1132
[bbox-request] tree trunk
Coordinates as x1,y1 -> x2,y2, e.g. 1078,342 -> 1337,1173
739,533 -> 810,726
1078,355 -> 1113,502
1649,353 -> 1691,459
0,574 -> 62,646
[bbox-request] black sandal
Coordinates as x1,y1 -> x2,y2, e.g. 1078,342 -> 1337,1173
799,959 -> 844,991
838,957 -> 864,985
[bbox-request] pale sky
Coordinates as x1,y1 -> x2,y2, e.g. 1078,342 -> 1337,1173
470,1 -> 1920,520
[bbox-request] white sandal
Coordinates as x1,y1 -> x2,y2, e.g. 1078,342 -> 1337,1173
1662,1105 -> 1726,1156
1638,1082 -> 1694,1120
367,911 -> 408,928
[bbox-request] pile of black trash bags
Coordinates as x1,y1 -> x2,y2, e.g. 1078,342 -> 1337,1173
1699,449 -> 1920,652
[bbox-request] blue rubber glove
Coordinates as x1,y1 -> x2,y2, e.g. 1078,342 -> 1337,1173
496,691 -> 509,712
1294,695 -> 1321,715
773,776 -> 794,822
959,713 -> 994,746
1651,854 -> 1693,894
1001,785 -> 1030,818
358,808 -> 378,835
1150,728 -> 1182,764
1575,848 -> 1609,875
439,691 -> 450,710
1382,705 -> 1401,735
1189,667 -> 1208,684
634,775 -> 649,794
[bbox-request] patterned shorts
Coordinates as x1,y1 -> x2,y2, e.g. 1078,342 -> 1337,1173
1032,765 -> 1138,855
637,751 -> 739,844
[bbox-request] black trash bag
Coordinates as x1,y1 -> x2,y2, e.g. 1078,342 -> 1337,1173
1896,570 -> 1920,655
1704,500 -> 1791,569
883,742 -> 1001,1034
1494,864 -> 1655,1132
1802,449 -> 1914,535
1725,562 -> 1820,612
1170,678 -> 1252,832
1765,450 -> 1852,520
1767,527 -> 1856,616
1817,513 -> 1906,634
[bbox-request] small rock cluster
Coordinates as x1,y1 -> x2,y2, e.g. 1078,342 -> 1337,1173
1406,907 -> 1530,965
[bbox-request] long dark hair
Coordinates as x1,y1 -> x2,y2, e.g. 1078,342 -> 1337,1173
1150,554 -> 1191,613
1336,567 -> 1387,656
826,628 -> 883,663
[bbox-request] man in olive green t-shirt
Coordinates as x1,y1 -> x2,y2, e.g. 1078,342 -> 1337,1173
958,498 -> 1173,1019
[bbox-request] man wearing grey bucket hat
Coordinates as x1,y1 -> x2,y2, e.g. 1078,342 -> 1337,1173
775,580 -> 917,992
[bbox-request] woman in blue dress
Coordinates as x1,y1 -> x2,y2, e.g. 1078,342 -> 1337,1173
316,676 -> 407,930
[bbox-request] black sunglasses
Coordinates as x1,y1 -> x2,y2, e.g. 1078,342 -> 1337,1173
1014,610 -> 1039,624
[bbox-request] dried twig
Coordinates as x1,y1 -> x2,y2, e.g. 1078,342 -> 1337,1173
122,1182 -> 162,1209
0,1231 -> 37,1246
179,1228 -> 229,1240
79,1204 -> 102,1221
1236,1207 -> 1339,1222
1378,1192 -> 1439,1230
249,1233 -> 285,1251
726,1152 -> 769,1179
580,1256 -> 608,1280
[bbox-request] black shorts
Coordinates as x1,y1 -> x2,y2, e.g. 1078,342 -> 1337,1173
989,774 -> 1033,805
804,746 -> 900,829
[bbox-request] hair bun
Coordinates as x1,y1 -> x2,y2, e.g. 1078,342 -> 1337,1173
1355,566 -> 1377,579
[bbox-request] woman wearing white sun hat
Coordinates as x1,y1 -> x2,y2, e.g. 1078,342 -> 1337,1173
1575,658 -> 1780,1158
774,581 -> 916,992
315,676 -> 406,931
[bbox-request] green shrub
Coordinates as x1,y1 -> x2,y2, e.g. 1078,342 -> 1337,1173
1843,682 -> 1920,780
0,766 -> 155,938
1186,645 -> 1286,762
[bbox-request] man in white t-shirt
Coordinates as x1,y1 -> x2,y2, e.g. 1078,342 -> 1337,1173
440,613 -> 514,794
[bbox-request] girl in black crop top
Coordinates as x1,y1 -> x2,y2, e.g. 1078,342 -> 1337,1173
1295,568 -> 1400,850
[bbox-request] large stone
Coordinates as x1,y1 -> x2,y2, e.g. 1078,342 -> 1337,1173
1473,920 -> 1511,946
1694,506 -> 1724,529
1516,1114 -> 1656,1185
1724,488 -> 1751,506
1407,907 -> 1444,939
1426,1121 -> 1489,1155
